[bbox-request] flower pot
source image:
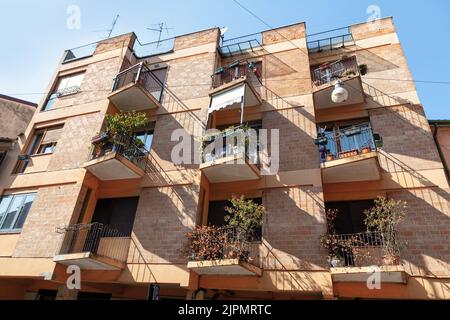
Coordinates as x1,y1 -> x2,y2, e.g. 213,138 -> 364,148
326,154 -> 335,161
361,146 -> 371,154
330,257 -> 343,267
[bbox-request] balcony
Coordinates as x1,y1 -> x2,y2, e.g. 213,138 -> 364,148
54,223 -> 131,271
187,226 -> 262,276
307,27 -> 355,54
199,126 -> 261,183
108,62 -> 163,111
83,133 -> 149,181
312,56 -> 365,109
317,123 -> 381,183
208,63 -> 262,120
326,231 -> 406,284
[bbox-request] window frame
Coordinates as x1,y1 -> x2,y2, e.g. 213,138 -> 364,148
42,72 -> 85,112
0,192 -> 36,233
13,125 -> 64,174
134,129 -> 154,152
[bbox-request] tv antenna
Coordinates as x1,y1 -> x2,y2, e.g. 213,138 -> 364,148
92,14 -> 120,39
146,22 -> 174,47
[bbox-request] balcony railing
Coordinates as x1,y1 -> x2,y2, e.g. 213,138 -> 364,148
88,133 -> 150,172
307,27 -> 354,53
56,222 -> 130,262
219,33 -> 263,57
211,63 -> 260,89
187,226 -> 259,264
311,56 -> 359,86
201,126 -> 259,165
317,123 -> 376,163
112,62 -> 164,101
327,231 -> 401,268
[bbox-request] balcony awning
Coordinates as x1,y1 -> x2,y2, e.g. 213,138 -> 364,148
209,84 -> 245,114
208,81 -> 261,115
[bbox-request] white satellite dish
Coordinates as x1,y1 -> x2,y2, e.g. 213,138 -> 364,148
220,27 -> 229,37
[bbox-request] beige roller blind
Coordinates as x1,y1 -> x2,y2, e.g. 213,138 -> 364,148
41,126 -> 64,144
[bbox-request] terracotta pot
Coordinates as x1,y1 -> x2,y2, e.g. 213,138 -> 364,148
326,154 -> 335,161
361,146 -> 371,154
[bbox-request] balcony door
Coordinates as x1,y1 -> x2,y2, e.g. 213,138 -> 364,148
325,199 -> 375,235
91,197 -> 139,236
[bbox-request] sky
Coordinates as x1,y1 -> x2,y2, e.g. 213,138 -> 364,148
0,0 -> 449,119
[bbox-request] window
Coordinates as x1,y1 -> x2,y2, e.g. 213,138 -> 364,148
146,67 -> 167,101
134,129 -> 154,151
43,72 -> 85,111
0,193 -> 36,232
14,125 -> 64,174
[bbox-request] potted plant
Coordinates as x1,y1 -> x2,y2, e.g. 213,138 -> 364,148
225,195 -> 265,243
340,69 -> 356,78
358,64 -> 368,75
364,196 -> 407,264
104,111 -> 149,153
361,145 -> 372,154
326,152 -> 335,161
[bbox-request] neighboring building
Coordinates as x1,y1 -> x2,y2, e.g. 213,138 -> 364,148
0,17 -> 449,300
429,120 -> 450,185
0,94 -> 36,185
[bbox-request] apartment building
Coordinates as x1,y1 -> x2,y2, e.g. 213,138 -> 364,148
0,17 -> 448,300
0,94 -> 36,190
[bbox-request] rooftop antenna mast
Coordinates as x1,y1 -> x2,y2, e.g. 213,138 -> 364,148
92,14 -> 120,39
106,14 -> 120,39
146,22 -> 174,47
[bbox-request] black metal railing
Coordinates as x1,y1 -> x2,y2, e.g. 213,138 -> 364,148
56,222 -> 130,262
188,226 -> 260,265
88,133 -> 150,172
307,27 -> 354,53
311,56 -> 359,86
201,126 -> 260,165
211,63 -> 261,89
219,33 -> 263,57
112,62 -> 164,101
317,123 -> 376,163
327,231 -> 401,267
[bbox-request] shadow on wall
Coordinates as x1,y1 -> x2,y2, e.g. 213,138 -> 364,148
255,186 -> 329,292
375,150 -> 450,279
366,88 -> 442,165
131,185 -> 198,265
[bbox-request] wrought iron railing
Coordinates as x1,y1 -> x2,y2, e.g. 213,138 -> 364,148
211,63 -> 261,89
311,56 -> 359,86
307,27 -> 354,53
112,62 -> 164,101
327,231 -> 401,267
88,133 -> 150,172
188,226 -> 260,265
201,126 -> 259,165
56,222 -> 131,262
317,123 -> 376,163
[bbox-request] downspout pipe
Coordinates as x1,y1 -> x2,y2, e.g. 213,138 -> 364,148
432,123 -> 450,184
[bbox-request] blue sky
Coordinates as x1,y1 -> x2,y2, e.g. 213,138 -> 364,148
1,0 -> 449,119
